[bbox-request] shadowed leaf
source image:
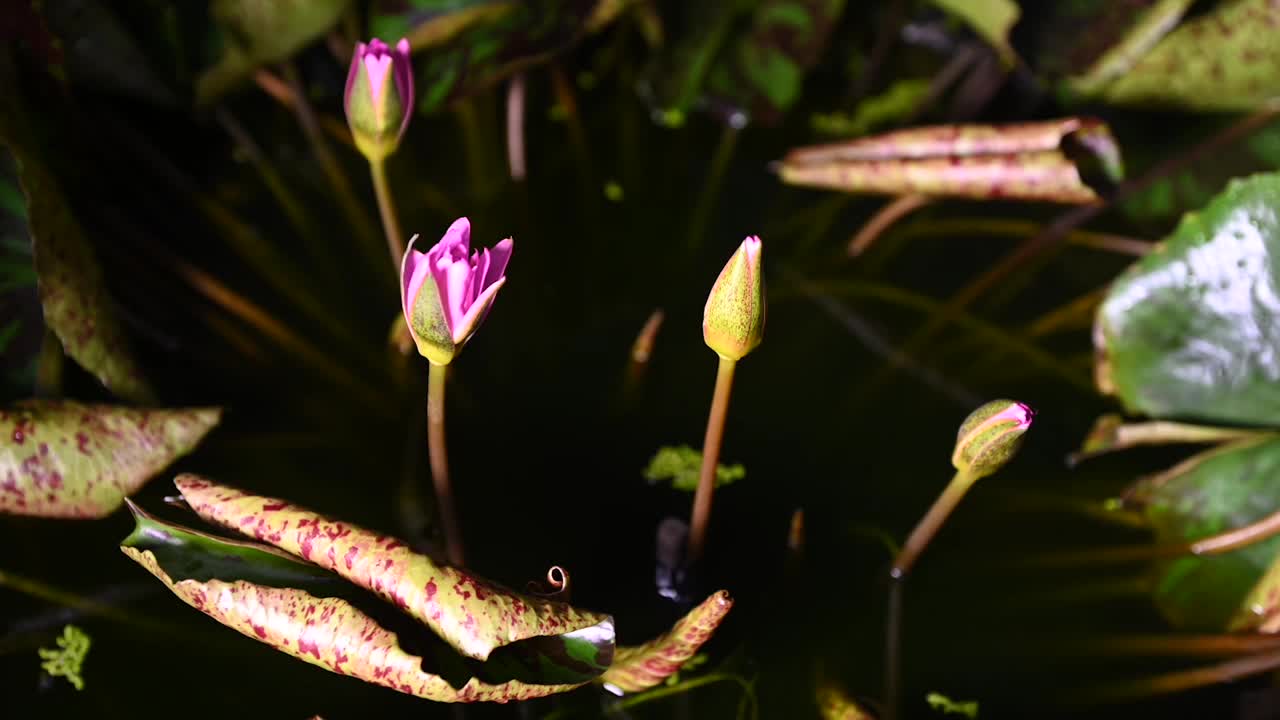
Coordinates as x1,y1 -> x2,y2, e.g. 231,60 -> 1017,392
369,0 -> 517,50
172,474 -> 612,662
643,1 -> 845,127
778,117 -> 1123,202
599,590 -> 733,692
926,0 -> 1020,66
1095,172 -> 1280,425
196,0 -> 350,104
1062,0 -> 1195,98
0,401 -> 220,518
816,677 -> 875,719
41,0 -> 176,105
1081,0 -> 1280,111
1131,438 -> 1280,630
0,91 -> 154,401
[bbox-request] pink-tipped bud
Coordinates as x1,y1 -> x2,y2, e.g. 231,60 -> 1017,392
952,400 -> 1034,479
344,38 -> 414,161
401,218 -> 512,365
703,236 -> 765,361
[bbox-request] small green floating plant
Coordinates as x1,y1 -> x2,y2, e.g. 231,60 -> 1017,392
38,624 -> 90,691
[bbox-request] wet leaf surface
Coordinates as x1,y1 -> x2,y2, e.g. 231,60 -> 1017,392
0,401 -> 220,518
1095,172 -> 1280,425
599,590 -> 733,692
1132,438 -> 1280,630
172,474 -> 613,662
0,82 -> 154,401
778,117 -> 1122,202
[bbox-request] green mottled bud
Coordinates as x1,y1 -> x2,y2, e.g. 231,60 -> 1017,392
952,400 -> 1034,478
703,236 -> 765,361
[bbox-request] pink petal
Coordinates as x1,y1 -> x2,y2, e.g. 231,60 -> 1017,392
363,54 -> 393,117
452,276 -> 507,344
466,248 -> 491,308
402,238 -> 433,322
439,257 -> 473,334
393,38 -> 414,138
483,238 -> 513,289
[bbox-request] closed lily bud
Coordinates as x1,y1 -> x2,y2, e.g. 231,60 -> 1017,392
401,218 -> 512,365
703,236 -> 765,361
952,400 -> 1034,479
344,38 -> 413,161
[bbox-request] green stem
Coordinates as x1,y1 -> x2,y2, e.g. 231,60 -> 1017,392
428,362 -> 465,567
370,156 -> 406,270
891,469 -> 975,578
687,356 -> 737,564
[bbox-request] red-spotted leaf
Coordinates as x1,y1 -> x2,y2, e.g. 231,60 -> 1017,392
172,474 -> 611,662
778,117 -> 1123,203
120,546 -> 594,702
598,590 -> 733,693
0,91 -> 154,401
0,401 -> 220,518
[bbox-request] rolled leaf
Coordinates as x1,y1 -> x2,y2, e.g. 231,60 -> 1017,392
778,117 -> 1123,203
120,546 -> 590,702
0,401 -> 220,518
599,590 -> 733,692
1095,172 -> 1280,425
172,474 -> 611,661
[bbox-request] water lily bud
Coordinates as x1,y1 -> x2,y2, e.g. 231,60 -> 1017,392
703,236 -> 765,361
401,218 -> 512,365
344,38 -> 413,161
951,400 -> 1034,478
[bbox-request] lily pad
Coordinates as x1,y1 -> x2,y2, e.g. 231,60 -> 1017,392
1131,438 -> 1280,630
0,401 -> 220,518
0,89 -> 154,402
599,590 -> 733,692
1082,0 -> 1280,111
172,474 -> 612,662
1095,172 -> 1280,426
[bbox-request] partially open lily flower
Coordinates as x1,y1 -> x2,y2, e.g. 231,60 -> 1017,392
401,218 -> 513,365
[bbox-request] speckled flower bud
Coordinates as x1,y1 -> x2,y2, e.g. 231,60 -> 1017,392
952,400 -> 1034,478
703,236 -> 765,361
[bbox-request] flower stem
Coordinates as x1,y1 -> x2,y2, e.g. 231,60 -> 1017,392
370,156 -> 406,271
890,469 -> 975,578
427,362 -> 465,566
687,356 -> 738,565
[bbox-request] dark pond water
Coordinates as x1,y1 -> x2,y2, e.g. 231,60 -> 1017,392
2,7 -> 1274,719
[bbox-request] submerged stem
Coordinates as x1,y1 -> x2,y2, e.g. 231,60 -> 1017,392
370,157 -> 406,270
891,469 -> 976,578
427,362 -> 465,567
687,356 -> 738,564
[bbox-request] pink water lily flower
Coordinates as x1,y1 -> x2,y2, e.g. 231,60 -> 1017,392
401,218 -> 513,365
344,38 -> 414,159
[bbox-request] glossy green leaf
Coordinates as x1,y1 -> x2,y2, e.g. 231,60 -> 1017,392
779,117 -> 1123,203
1095,172 -> 1280,425
1132,438 -> 1280,630
172,474 -> 613,663
196,0 -> 350,104
0,91 -> 154,402
926,0 -> 1020,66
1084,0 -> 1280,111
0,401 -> 220,518
599,590 -> 733,692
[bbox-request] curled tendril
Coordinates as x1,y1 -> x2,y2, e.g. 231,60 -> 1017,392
525,565 -> 570,600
